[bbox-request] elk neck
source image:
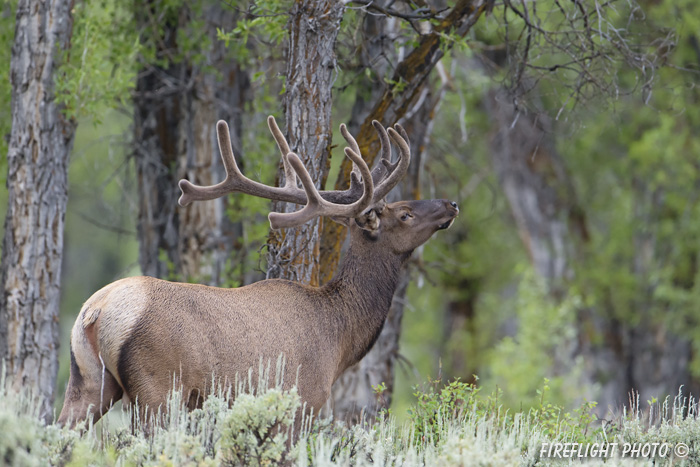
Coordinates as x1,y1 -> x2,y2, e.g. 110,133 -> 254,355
321,229 -> 411,377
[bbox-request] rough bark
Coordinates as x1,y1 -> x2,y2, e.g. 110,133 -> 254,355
265,0 -> 344,286
133,1 -> 185,279
177,3 -> 250,286
318,6 -> 398,285
134,1 -> 249,285
0,0 -> 77,420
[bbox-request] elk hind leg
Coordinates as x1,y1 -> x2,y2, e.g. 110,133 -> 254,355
57,348 -> 123,429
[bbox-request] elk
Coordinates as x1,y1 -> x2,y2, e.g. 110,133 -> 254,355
57,116 -> 459,428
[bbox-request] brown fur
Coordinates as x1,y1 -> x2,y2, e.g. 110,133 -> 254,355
57,199 -> 458,428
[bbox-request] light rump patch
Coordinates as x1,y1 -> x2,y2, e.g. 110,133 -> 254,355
93,280 -> 149,389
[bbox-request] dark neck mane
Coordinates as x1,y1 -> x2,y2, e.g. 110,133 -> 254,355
322,229 -> 410,376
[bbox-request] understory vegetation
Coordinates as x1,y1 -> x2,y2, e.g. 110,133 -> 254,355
2,373 -> 698,466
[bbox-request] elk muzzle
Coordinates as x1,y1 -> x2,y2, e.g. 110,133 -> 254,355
438,201 -> 459,230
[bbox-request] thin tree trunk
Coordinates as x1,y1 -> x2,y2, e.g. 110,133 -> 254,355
0,0 -> 77,420
323,2 -> 489,419
177,3 -> 250,286
266,0 -> 344,285
133,1 -> 185,279
441,253 -> 481,382
134,1 -> 249,285
486,88 -> 588,293
621,183 -> 694,404
577,182 -> 694,411
325,7 -> 400,419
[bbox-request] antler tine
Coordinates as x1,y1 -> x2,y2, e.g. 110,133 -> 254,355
269,147 -> 374,229
339,123 -> 360,155
371,125 -> 411,202
267,116 -> 297,189
368,120 -> 393,186
395,122 -> 410,147
340,123 -> 365,186
178,120 -> 308,207
178,120 -> 244,206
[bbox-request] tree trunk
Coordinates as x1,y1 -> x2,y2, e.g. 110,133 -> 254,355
576,181 -> 695,411
0,0 -> 77,420
441,256 -> 481,383
485,86 -> 591,389
486,87 -> 588,294
331,83 -> 446,422
176,3 -> 250,286
134,1 -> 249,285
318,7 -> 398,285
265,0 -> 344,285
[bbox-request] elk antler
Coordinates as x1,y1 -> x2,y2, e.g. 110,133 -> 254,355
178,116 -> 411,229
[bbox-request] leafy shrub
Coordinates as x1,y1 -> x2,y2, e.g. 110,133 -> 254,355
528,378 -> 602,443
407,377 -> 482,445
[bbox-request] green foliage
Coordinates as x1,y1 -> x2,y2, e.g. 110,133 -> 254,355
55,0 -> 138,121
408,377 -> 482,445
0,0 -> 16,164
217,0 -> 287,67
158,248 -> 181,282
488,272 -> 587,408
61,385 -> 299,466
529,378 -> 601,443
3,1 -> 698,463
554,0 -> 700,383
407,375 -> 601,450
385,77 -> 408,97
0,371 -> 86,466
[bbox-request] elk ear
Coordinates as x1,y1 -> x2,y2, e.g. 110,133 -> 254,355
354,209 -> 381,233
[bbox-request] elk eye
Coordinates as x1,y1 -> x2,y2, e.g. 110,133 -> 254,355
400,212 -> 412,221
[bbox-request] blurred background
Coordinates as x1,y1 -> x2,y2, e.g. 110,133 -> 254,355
1,0 -> 698,422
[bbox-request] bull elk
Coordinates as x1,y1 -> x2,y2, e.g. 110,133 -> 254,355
58,116 -> 459,428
